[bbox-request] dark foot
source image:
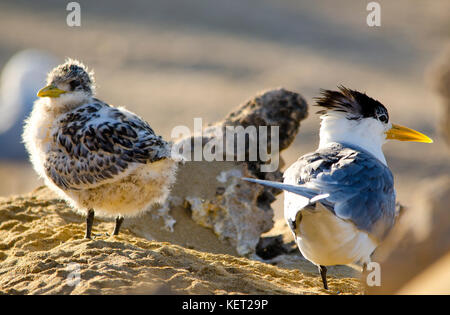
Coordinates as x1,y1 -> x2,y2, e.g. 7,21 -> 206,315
85,209 -> 95,239
113,215 -> 124,236
319,265 -> 328,290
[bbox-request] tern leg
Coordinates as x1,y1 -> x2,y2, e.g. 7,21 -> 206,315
362,263 -> 368,295
363,263 -> 367,274
85,209 -> 95,239
361,262 -> 369,282
113,215 -> 124,236
319,265 -> 328,290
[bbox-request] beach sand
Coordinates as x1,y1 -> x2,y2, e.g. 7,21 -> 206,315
0,187 -> 361,294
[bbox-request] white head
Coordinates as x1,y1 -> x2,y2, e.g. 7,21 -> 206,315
36,59 -> 95,111
316,86 -> 433,165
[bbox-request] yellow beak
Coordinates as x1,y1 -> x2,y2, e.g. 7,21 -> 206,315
37,84 -> 67,98
385,123 -> 433,143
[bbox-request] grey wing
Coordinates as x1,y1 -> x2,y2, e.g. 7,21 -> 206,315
45,102 -> 171,190
286,144 -> 396,240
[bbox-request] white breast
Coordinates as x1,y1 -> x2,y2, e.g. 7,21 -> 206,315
22,99 -> 58,180
288,196 -> 378,266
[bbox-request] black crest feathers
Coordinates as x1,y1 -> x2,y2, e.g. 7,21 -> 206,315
314,85 -> 389,121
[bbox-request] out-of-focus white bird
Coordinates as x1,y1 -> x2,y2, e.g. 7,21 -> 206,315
244,86 -> 432,289
0,50 -> 57,159
23,59 -> 178,238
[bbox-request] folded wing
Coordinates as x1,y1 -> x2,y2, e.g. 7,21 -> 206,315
45,101 -> 170,190
284,143 -> 396,240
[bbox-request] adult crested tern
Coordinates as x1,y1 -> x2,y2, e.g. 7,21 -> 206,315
23,59 -> 178,238
244,86 -> 432,289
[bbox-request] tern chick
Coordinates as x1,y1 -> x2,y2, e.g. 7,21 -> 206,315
23,59 -> 178,238
244,86 -> 432,289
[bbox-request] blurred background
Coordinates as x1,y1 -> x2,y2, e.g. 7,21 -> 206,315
0,0 -> 448,220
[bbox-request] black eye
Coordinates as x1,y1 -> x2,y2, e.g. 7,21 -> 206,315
378,114 -> 388,123
69,80 -> 80,90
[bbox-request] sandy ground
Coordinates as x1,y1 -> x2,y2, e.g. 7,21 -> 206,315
0,187 -> 361,294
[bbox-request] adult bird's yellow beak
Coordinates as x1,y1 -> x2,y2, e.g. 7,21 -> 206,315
37,84 -> 67,98
385,123 -> 433,143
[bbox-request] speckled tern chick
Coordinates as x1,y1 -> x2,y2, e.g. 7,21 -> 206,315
244,86 -> 432,289
23,59 -> 177,238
